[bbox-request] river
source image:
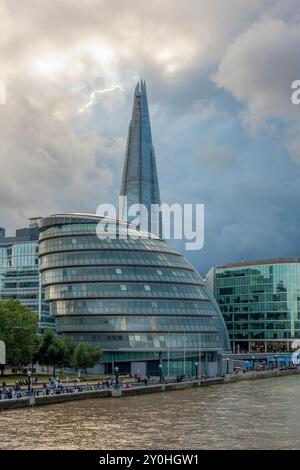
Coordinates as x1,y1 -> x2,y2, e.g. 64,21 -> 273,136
1,376 -> 300,450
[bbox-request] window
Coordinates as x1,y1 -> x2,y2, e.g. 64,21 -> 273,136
116,268 -> 122,274
144,285 -> 151,291
120,285 -> 127,291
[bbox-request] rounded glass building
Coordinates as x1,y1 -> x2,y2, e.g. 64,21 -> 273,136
39,213 -> 230,376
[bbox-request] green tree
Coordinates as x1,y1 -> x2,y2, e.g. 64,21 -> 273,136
58,336 -> 74,372
35,328 -> 74,375
0,300 -> 38,374
34,328 -> 54,373
72,342 -> 102,375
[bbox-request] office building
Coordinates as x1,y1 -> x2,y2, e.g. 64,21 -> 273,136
0,219 -> 55,334
207,258 -> 300,353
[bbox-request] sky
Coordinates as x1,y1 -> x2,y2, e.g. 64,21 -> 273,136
1,0 -> 300,276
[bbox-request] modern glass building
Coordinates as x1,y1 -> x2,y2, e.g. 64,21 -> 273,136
39,82 -> 230,376
119,80 -> 162,238
39,213 -> 231,376
0,220 -> 55,334
207,259 -> 300,354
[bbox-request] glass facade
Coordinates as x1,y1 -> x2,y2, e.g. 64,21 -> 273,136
39,213 -> 230,376
0,224 -> 55,334
119,80 -> 162,238
207,259 -> 300,353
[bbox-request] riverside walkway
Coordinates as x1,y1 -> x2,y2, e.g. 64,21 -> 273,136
1,367 -> 300,411
0,375 -> 206,401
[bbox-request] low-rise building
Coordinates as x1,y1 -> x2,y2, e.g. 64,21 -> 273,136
207,258 -> 300,354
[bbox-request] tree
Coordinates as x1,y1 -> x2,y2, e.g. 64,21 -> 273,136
35,328 -> 74,375
71,342 -> 102,375
0,300 -> 39,374
58,336 -> 74,372
34,328 -> 54,373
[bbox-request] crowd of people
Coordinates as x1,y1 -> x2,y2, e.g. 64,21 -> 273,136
0,372 -> 216,400
240,362 -> 300,373
0,374 -> 164,400
2,364 -> 298,400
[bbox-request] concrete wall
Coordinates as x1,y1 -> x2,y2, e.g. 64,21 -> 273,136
0,389 -> 110,411
224,368 -> 300,383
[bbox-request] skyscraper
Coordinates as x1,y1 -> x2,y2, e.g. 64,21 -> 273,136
120,80 -> 162,238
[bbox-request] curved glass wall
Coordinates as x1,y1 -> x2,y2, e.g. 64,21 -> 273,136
39,214 -> 230,375
51,298 -> 219,316
40,251 -> 190,270
42,266 -> 200,286
46,282 -> 207,301
39,236 -> 179,256
57,315 -> 218,332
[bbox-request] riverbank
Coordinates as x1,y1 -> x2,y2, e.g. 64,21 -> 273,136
1,368 -> 300,411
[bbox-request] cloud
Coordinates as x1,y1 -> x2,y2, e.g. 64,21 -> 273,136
213,11 -> 300,165
193,144 -> 236,168
214,16 -> 300,127
1,0 -> 300,275
0,79 -> 121,234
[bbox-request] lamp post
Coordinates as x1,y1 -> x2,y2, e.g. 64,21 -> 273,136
252,355 -> 255,371
158,363 -> 163,383
114,366 -> 119,388
194,362 -> 199,379
226,357 -> 230,375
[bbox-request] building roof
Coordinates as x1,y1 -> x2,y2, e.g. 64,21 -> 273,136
0,226 -> 39,245
215,257 -> 300,269
38,212 -> 159,239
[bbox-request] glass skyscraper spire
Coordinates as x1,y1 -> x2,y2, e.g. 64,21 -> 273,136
120,80 -> 162,238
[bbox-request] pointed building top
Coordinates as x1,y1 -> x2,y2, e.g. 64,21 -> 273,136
119,81 -> 162,237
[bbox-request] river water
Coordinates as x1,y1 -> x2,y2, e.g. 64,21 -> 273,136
1,376 -> 300,450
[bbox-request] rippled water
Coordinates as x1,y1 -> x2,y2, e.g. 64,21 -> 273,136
1,376 -> 300,449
